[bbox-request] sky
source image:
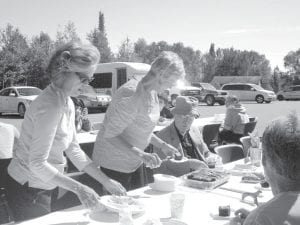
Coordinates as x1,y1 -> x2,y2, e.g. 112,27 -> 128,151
1,0 -> 300,70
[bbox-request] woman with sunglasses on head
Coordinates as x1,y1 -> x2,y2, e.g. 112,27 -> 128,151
6,41 -> 126,222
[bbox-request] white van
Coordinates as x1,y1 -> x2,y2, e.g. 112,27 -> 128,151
221,83 -> 276,103
90,62 -> 151,96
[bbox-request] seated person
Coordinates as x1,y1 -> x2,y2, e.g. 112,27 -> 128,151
71,97 -> 92,132
158,94 -> 174,121
153,96 -> 220,176
231,112 -> 300,225
0,122 -> 19,159
219,95 -> 249,144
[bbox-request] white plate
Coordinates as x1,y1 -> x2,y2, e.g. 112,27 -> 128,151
99,195 -> 145,214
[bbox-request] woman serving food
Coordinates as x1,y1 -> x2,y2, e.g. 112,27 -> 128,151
92,51 -> 185,190
6,41 -> 126,222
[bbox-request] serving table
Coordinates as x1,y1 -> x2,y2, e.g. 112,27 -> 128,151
18,159 -> 273,225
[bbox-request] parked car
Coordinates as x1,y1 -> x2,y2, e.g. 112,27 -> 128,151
168,85 -> 202,106
0,86 -> 42,117
191,82 -> 228,106
221,83 -> 276,103
277,85 -> 300,101
77,92 -> 112,111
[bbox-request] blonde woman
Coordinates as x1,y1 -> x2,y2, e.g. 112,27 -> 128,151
92,51 -> 185,190
219,95 -> 250,144
6,41 -> 126,222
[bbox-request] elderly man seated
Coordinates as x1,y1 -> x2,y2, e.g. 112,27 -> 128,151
153,96 -> 220,176
232,112 -> 300,225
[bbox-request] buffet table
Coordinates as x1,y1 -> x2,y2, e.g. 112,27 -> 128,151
18,159 -> 273,225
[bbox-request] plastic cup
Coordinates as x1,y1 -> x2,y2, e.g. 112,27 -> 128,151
249,147 -> 262,167
170,193 -> 185,219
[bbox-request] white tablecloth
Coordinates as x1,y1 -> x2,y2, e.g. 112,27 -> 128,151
18,159 -> 273,225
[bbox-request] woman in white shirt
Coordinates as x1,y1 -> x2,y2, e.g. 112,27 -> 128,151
6,41 -> 126,222
92,51 -> 185,190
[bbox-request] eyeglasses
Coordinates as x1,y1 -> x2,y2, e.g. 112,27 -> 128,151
75,72 -> 94,85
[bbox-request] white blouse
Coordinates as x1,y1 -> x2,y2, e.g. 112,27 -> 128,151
92,79 -> 160,173
8,84 -> 92,190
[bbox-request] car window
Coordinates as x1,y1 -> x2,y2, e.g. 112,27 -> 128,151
9,90 -> 17,96
200,83 -> 216,90
0,89 -> 11,96
191,83 -> 201,88
292,86 -> 300,91
222,85 -> 232,90
223,85 -> 244,90
17,88 -> 42,96
243,85 -> 252,91
251,84 -> 264,91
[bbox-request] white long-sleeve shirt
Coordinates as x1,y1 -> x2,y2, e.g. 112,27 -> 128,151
8,84 -> 92,190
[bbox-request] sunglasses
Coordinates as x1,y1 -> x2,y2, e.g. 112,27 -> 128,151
75,72 -> 94,85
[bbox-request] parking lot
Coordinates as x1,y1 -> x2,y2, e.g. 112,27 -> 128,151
1,100 -> 299,137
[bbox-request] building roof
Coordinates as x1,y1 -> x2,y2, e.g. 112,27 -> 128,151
211,76 -> 261,88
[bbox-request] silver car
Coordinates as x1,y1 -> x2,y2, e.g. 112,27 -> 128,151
277,85 -> 300,101
0,86 -> 42,117
221,83 -> 276,103
77,93 -> 112,111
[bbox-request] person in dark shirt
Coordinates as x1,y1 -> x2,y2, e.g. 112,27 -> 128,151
71,97 -> 92,132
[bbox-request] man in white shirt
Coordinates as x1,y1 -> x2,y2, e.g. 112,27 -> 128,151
232,112 -> 300,225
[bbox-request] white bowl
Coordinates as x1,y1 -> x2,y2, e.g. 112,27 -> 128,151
151,174 -> 179,192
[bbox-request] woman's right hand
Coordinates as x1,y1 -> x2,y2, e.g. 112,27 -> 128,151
103,179 -> 127,196
74,184 -> 101,210
141,152 -> 162,169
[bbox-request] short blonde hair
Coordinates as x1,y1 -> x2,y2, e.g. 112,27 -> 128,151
144,51 -> 185,81
225,95 -> 239,106
47,41 -> 100,81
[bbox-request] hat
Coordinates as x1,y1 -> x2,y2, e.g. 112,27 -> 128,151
171,96 -> 199,116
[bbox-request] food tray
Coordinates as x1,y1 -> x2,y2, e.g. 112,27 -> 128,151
180,168 -> 231,190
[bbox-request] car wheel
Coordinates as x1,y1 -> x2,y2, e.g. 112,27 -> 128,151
171,94 -> 178,107
205,95 -> 215,106
277,95 -> 284,101
18,104 -> 26,117
255,95 -> 264,104
265,100 -> 271,103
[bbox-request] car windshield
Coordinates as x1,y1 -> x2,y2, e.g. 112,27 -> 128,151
251,84 -> 264,91
200,83 -> 216,90
17,88 -> 42,96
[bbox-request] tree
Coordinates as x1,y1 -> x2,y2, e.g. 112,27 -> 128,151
0,24 -> 30,88
202,43 -> 218,82
284,49 -> 300,74
27,32 -> 53,88
116,37 -> 139,62
55,21 -> 80,47
87,11 -> 113,63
